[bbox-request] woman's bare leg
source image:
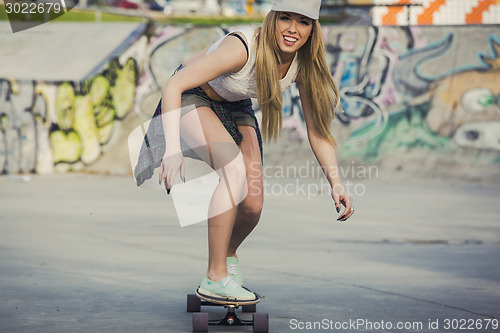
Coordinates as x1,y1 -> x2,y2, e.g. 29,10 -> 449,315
227,125 -> 264,257
180,107 -> 247,282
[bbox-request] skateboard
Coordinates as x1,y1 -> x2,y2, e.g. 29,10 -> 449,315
187,287 -> 269,332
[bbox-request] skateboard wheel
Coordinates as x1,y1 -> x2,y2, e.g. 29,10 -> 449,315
253,313 -> 269,333
187,294 -> 201,312
242,303 -> 257,313
192,312 -> 209,332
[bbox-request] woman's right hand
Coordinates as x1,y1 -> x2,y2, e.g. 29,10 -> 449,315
159,152 -> 185,193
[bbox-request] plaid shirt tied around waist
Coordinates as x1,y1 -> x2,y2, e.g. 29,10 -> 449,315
134,86 -> 263,186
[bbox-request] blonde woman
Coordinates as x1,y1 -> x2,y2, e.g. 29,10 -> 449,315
148,0 -> 353,301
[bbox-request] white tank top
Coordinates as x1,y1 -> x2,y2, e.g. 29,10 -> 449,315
206,26 -> 300,102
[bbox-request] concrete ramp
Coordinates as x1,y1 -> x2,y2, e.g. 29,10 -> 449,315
0,22 -> 146,81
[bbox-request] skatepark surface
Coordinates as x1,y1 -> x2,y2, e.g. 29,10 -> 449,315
0,173 -> 499,332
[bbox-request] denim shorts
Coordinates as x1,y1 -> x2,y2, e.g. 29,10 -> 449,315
181,93 -> 258,129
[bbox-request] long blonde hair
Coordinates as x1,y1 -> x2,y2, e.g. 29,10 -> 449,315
254,11 -> 340,146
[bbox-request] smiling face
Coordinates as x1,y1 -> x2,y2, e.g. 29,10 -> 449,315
275,11 -> 313,57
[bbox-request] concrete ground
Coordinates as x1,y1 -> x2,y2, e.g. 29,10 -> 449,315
0,173 -> 499,333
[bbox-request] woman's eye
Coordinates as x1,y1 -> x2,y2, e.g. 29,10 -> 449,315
280,16 -> 290,21
300,20 -> 311,25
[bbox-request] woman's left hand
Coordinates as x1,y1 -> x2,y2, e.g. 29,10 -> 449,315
332,184 -> 354,222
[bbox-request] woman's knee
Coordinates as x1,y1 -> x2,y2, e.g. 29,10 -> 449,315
239,194 -> 263,223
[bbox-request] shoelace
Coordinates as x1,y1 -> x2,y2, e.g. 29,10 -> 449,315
222,276 -> 239,288
227,264 -> 239,275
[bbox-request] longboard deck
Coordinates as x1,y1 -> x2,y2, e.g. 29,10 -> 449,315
195,287 -> 261,306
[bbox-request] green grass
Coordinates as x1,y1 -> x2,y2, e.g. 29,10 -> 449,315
0,5 -> 145,22
0,4 -> 265,24
0,4 -> 8,20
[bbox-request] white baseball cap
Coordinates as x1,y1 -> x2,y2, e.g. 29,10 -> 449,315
271,0 -> 322,20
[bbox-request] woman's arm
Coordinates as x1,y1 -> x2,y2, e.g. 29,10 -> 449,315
159,35 -> 248,189
297,76 -> 354,221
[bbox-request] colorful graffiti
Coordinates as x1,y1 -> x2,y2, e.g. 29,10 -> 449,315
0,79 -> 40,174
2,22 -> 499,176
49,58 -> 138,172
0,58 -> 138,174
320,25 -> 500,164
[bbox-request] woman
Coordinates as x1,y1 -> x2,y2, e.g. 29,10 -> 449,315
157,0 -> 354,301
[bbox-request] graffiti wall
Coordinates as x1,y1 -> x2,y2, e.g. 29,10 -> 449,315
322,25 -> 500,170
1,22 -> 499,178
0,35 -> 146,174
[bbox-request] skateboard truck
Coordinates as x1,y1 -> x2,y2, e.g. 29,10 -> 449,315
187,292 -> 269,333
212,304 -> 251,326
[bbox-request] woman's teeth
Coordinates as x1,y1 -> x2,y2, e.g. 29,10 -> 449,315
283,36 -> 298,44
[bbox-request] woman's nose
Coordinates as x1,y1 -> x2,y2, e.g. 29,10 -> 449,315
287,20 -> 297,33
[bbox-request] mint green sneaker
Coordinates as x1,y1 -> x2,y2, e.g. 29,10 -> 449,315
227,257 -> 244,286
198,276 -> 255,301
